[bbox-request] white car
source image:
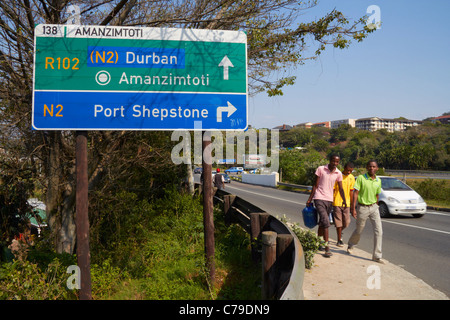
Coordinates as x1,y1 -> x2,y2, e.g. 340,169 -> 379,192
377,176 -> 427,218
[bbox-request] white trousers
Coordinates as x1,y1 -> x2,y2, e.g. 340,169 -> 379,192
348,204 -> 383,260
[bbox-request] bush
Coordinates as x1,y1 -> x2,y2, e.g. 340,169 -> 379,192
407,179 -> 450,206
280,216 -> 325,269
1,187 -> 261,300
0,258 -> 77,300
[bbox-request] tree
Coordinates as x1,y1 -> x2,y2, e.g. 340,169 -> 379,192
0,0 -> 375,253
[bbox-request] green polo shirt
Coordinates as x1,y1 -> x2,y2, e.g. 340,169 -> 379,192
353,173 -> 382,205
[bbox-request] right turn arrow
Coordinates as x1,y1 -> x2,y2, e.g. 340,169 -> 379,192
217,101 -> 237,122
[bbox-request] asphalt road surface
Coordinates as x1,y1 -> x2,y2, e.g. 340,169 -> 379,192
221,180 -> 450,297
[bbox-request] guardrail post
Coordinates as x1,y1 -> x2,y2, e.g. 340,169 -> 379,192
223,194 -> 236,225
262,231 -> 277,299
250,212 -> 261,263
276,234 -> 294,297
259,213 -> 270,232
276,234 -> 293,261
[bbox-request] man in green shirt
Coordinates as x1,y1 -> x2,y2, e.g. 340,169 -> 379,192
347,160 -> 384,264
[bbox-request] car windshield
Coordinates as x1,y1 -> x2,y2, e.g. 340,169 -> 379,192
380,178 -> 412,191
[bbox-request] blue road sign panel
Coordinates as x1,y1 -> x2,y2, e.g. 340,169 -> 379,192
33,91 -> 247,130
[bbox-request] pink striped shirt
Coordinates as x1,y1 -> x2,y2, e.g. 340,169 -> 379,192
313,165 -> 343,202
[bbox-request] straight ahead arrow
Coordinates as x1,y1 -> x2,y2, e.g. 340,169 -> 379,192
218,55 -> 234,80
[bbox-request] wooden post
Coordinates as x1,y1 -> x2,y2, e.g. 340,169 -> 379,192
223,194 -> 236,225
259,213 -> 270,232
250,212 -> 261,263
202,131 -> 215,285
75,131 -> 92,300
276,234 -> 294,266
262,231 -> 277,299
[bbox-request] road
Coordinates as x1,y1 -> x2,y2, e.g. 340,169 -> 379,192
220,180 -> 450,297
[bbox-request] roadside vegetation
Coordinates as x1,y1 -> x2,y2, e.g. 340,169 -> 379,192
0,187 -> 260,300
280,122 -> 449,172
406,179 -> 450,208
279,122 -> 449,207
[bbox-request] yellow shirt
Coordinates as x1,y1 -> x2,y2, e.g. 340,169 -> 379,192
333,173 -> 355,207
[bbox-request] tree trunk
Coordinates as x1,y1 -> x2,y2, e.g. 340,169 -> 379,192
186,163 -> 195,195
45,131 -> 77,254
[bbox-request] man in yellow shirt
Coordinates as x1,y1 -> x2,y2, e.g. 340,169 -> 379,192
332,162 -> 355,247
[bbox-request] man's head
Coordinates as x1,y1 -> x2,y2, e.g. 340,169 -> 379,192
366,160 -> 378,176
328,154 -> 340,170
343,162 -> 355,175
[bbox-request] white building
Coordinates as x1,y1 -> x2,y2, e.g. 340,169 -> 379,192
355,117 -> 422,132
331,119 -> 356,129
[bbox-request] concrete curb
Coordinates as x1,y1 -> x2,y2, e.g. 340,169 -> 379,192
302,240 -> 449,300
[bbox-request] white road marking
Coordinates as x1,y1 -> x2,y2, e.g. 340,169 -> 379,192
227,184 -> 450,235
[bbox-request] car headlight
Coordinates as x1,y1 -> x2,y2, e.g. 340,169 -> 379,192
387,196 -> 400,203
418,196 -> 425,203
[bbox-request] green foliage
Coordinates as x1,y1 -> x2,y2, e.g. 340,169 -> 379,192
407,179 -> 450,207
280,216 -> 326,269
280,124 -> 450,171
0,258 -> 77,300
0,170 -> 35,258
214,221 -> 261,300
280,149 -> 326,185
91,259 -> 128,299
88,188 -> 259,300
1,186 -> 260,300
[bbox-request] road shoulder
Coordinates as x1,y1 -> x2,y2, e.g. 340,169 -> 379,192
302,241 -> 449,300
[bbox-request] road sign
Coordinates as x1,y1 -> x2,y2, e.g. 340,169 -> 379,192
32,24 -> 247,130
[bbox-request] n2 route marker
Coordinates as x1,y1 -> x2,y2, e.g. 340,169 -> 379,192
32,24 -> 248,131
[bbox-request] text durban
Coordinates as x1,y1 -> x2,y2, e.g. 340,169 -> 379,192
94,104 -> 208,121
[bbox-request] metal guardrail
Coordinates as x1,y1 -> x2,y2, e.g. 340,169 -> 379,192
277,182 -> 312,190
208,186 -> 305,300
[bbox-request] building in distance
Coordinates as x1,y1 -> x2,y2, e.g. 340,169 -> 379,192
355,117 -> 422,132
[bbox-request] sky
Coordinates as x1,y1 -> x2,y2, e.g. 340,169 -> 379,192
247,0 -> 450,129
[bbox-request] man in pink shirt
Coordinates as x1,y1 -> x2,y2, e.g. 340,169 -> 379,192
306,154 -> 347,257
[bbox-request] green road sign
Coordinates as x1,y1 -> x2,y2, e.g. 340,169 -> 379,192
32,24 -> 248,130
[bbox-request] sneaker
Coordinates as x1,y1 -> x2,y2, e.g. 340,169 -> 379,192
323,250 -> 333,258
346,246 -> 353,255
337,240 -> 344,247
372,258 -> 385,264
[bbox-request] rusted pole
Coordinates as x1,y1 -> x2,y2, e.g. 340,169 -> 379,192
202,131 -> 215,284
75,131 -> 92,300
